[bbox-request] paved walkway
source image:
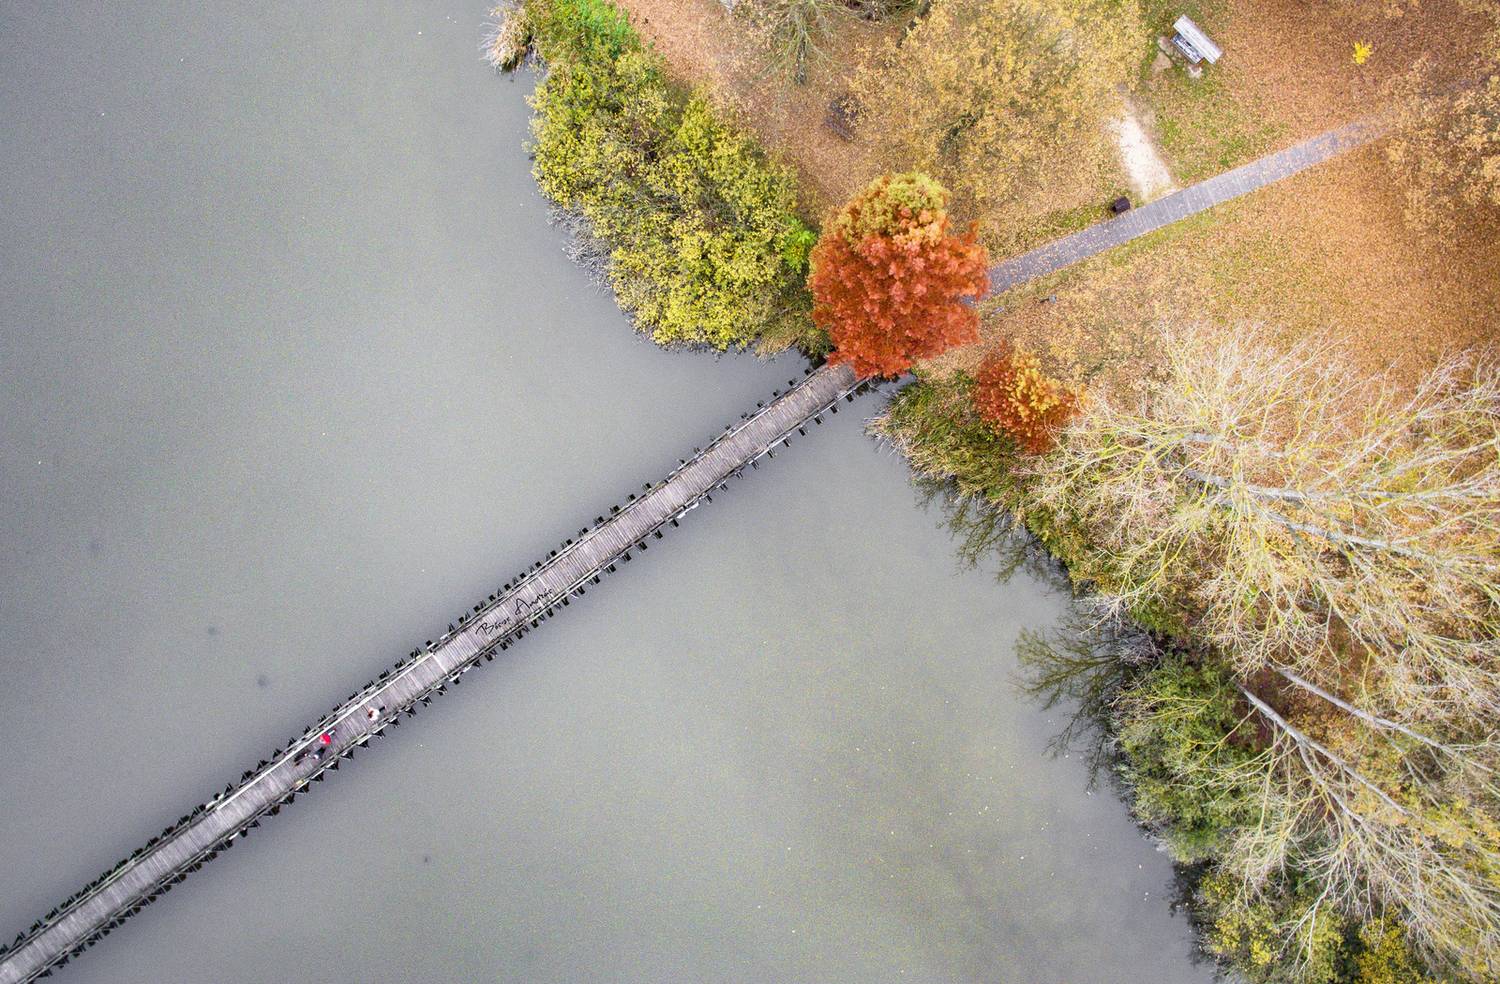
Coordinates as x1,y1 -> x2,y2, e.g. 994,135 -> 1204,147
0,362 -> 862,984
986,120 -> 1384,297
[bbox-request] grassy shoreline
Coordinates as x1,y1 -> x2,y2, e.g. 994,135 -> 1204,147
512,1 -> 1495,980
521,0 -> 827,356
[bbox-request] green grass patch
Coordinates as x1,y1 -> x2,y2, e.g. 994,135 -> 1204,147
1134,0 -> 1283,183
982,202 -> 1229,314
1150,71 -> 1282,183
1022,191 -> 1132,247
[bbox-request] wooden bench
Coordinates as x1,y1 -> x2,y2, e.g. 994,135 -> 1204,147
1171,15 -> 1222,66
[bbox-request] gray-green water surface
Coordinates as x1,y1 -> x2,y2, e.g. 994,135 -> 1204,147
0,3 -> 1213,981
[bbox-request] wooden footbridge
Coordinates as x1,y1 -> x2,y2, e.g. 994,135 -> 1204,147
4,104 -> 1399,981
0,361 -> 864,984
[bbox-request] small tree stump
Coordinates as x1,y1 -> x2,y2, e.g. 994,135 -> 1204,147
825,94 -> 860,141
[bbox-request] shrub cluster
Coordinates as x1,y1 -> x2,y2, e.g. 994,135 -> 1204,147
1113,658 -> 1263,863
971,342 -> 1080,453
526,0 -> 820,352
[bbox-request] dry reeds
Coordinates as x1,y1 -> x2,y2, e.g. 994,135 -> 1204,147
481,3 -> 532,71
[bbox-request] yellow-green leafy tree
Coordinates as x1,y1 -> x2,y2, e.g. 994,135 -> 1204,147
527,0 -> 819,352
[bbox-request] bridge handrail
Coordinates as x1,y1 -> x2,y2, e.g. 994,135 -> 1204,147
1,362 -> 864,983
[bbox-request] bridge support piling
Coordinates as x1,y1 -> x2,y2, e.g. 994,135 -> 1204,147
0,362 -> 862,984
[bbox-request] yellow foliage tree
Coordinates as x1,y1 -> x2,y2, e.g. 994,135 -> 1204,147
853,0 -> 1140,219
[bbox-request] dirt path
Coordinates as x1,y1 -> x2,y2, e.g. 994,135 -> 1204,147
1110,92 -> 1175,203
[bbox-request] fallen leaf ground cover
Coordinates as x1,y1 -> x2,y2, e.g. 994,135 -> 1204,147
613,0 -> 1130,252
1140,0 -> 1493,181
928,142 -> 1500,398
611,0 -> 893,216
607,0 -> 1499,393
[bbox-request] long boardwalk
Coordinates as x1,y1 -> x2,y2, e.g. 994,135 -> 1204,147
0,361 -> 863,984
0,115 -> 1394,984
985,120 -> 1383,296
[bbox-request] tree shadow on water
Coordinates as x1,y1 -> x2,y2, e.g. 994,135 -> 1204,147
917,472 -> 1217,957
911,473 -> 1063,588
1012,610 -> 1161,787
913,474 -> 1157,788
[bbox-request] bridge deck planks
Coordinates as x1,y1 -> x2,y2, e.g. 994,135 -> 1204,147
0,361 -> 860,984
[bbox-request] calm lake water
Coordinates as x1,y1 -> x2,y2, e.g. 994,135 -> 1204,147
0,4 -> 1214,981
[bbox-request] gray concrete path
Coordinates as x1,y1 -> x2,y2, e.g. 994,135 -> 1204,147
986,120 -> 1384,297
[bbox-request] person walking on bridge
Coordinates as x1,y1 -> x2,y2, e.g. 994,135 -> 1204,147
308,730 -> 334,763
293,731 -> 332,767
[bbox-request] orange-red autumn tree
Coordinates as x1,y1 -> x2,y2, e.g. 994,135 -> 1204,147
809,173 -> 989,378
973,342 -> 1080,453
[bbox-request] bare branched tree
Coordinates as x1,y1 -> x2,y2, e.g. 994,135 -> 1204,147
1031,327 -> 1500,726
1225,682 -> 1500,980
1027,327 -> 1500,974
741,0 -> 844,84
